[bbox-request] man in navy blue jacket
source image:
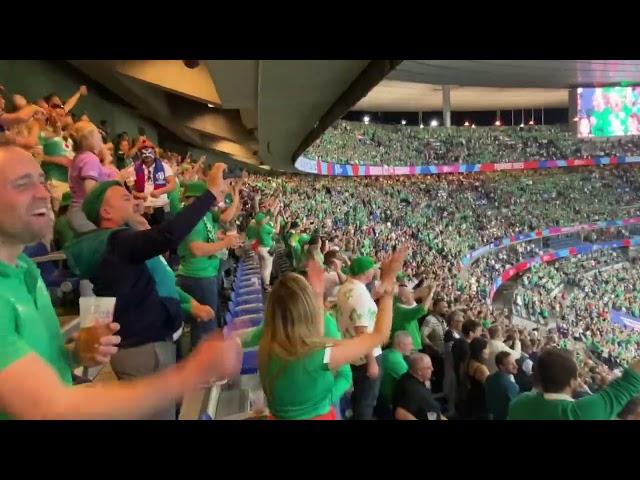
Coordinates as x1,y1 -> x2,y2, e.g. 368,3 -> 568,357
66,163 -> 231,419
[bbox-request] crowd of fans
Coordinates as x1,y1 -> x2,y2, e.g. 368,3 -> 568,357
305,120 -> 640,166
2,82 -> 640,420
513,249 -> 640,370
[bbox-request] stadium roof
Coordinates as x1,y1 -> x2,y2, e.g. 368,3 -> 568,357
68,60 -> 397,172
355,60 -> 640,112
69,60 -> 640,171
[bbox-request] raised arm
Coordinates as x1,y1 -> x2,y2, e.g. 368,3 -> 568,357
63,85 -> 88,113
327,248 -> 408,371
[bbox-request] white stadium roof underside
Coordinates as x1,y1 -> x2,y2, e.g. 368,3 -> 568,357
69,60 -> 640,172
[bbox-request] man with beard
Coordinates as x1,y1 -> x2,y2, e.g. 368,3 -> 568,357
125,139 -> 176,226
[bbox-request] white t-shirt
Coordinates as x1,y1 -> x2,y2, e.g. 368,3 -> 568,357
336,278 -> 381,365
324,271 -> 341,301
125,161 -> 174,208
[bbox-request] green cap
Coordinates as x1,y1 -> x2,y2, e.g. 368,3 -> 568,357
349,256 -> 377,276
255,212 -> 266,223
184,181 -> 207,198
82,180 -> 123,226
60,191 -> 72,208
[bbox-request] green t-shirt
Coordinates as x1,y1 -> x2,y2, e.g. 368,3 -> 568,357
39,134 -> 69,183
177,212 -> 221,278
0,254 -> 73,420
168,178 -> 182,215
508,369 -> 640,420
54,215 -> 76,250
258,223 -> 274,248
246,221 -> 258,241
380,348 -> 408,407
391,300 -> 426,351
254,313 -> 351,419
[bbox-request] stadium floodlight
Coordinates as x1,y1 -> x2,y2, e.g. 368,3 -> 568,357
363,115 -> 370,124
464,121 -> 470,127
401,119 -> 407,125
471,124 -> 476,128
420,123 -> 424,128
430,119 -> 439,127
520,123 -> 525,127
494,120 -> 501,126
528,120 -> 535,125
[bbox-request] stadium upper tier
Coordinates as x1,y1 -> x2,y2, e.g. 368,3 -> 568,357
303,121 -> 640,167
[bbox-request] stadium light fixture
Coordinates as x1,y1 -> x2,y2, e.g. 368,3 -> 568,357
494,120 -> 501,126
420,123 -> 424,128
520,123 -> 525,127
528,120 -> 535,125
401,119 -> 407,125
430,119 -> 439,127
363,115 -> 370,124
464,121 -> 470,127
471,124 -> 476,128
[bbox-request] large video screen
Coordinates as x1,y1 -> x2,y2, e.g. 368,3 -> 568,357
576,86 -> 640,137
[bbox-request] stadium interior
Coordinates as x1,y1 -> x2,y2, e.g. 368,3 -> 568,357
2,59 -> 640,421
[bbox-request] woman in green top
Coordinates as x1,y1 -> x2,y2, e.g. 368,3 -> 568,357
258,249 -> 407,420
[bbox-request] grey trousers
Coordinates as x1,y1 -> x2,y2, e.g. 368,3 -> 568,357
110,341 -> 177,420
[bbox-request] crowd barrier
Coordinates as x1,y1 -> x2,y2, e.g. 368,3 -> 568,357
462,217 -> 640,266
488,237 -> 640,302
295,155 -> 640,176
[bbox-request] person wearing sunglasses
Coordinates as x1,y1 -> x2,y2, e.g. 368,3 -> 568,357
42,85 -> 88,116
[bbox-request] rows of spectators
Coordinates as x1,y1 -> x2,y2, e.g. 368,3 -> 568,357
305,120 -> 640,166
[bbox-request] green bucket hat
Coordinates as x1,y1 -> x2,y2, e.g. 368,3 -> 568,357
60,190 -> 72,208
184,181 -> 207,198
349,256 -> 378,276
82,180 -> 123,226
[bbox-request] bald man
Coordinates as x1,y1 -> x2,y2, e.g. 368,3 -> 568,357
0,146 -> 241,420
392,352 -> 445,420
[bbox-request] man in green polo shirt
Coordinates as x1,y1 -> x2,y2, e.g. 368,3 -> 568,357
508,347 -> 640,420
177,180 -> 242,349
39,130 -> 72,213
379,330 -> 413,418
255,211 -> 280,291
392,275 -> 436,352
0,146 -> 241,419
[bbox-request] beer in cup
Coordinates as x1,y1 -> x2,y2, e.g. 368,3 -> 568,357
77,297 -> 116,359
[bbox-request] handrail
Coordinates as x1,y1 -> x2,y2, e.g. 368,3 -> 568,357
31,251 -> 67,264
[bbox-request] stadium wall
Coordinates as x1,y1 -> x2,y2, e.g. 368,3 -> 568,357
0,60 -> 159,145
